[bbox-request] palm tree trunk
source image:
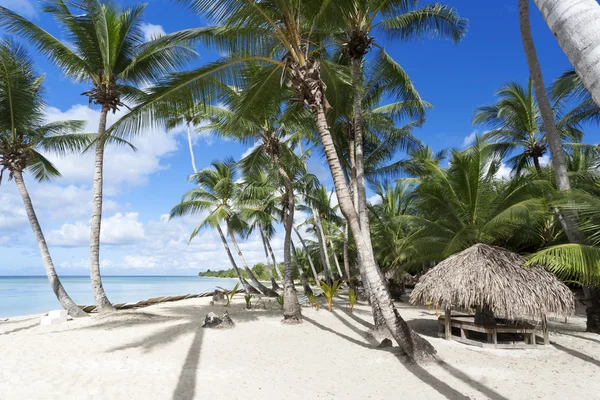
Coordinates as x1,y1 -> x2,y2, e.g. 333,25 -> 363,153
215,224 -> 251,295
352,58 -> 371,233
311,102 -> 435,360
265,234 -> 284,282
13,170 -> 87,318
328,238 -> 344,278
291,241 -> 313,295
270,153 -> 301,321
533,155 -> 542,173
533,0 -> 600,107
312,207 -> 334,283
89,106 -> 114,313
343,223 -> 357,293
350,57 -> 398,333
226,222 -> 277,297
186,120 -> 198,173
294,226 -> 319,284
519,0 -> 585,245
260,226 -> 281,290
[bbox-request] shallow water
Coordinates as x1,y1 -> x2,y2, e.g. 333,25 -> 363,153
0,276 -> 238,318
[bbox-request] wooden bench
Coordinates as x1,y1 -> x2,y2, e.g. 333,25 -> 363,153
438,315 -> 540,348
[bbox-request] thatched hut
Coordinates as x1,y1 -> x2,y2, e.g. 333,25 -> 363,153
410,244 -> 575,347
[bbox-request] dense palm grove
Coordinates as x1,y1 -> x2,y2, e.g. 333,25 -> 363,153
0,0 -> 598,361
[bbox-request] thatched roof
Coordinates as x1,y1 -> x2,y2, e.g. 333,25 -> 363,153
409,244 -> 575,320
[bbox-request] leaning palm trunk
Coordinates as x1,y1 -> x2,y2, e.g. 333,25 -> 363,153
312,207 -> 334,283
13,171 -> 87,318
294,226 -> 319,284
265,234 -> 284,282
296,58 -> 434,358
351,59 -> 371,233
343,223 -> 358,293
519,0 -> 589,245
291,241 -> 313,295
270,153 -> 301,321
260,227 -> 281,290
522,0 -> 600,331
89,107 -> 114,313
216,224 -> 251,295
225,222 -> 277,297
186,120 -> 198,173
533,0 -> 600,107
329,238 -> 344,278
349,58 -> 402,333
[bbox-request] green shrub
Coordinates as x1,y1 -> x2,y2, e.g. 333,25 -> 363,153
348,288 -> 357,313
320,280 -> 344,312
216,283 -> 240,307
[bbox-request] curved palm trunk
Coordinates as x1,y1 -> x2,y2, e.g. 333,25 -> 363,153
532,156 -> 542,173
311,103 -> 434,360
294,226 -> 319,284
259,226 -> 281,290
291,241 -> 313,295
226,222 -> 277,297
520,0 -> 586,246
270,153 -> 301,321
328,238 -> 344,278
216,224 -> 251,295
89,106 -> 114,313
313,207 -> 334,283
350,57 -> 399,333
352,59 -> 371,233
533,0 -> 600,107
343,223 -> 358,293
186,120 -> 198,173
13,171 -> 87,318
265,234 -> 284,282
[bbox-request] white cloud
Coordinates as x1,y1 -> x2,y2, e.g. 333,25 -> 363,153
368,194 -> 382,205
47,212 -> 145,247
0,0 -> 36,18
539,155 -> 550,167
463,131 -> 478,147
496,162 -> 513,180
240,141 -> 261,159
44,104 -> 180,194
140,23 -> 166,42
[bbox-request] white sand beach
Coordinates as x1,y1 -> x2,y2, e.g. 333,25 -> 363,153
1,295 -> 598,400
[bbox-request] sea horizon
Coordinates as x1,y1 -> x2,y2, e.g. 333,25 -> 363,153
0,275 -> 239,318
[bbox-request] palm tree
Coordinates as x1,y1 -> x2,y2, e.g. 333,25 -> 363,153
406,141 -> 552,262
518,0 -> 584,246
551,69 -> 600,127
112,0 -> 434,359
0,0 -> 195,312
336,0 -> 466,235
0,39 -> 89,317
170,159 -> 256,295
240,170 -> 285,290
530,0 -> 600,107
473,79 -> 582,174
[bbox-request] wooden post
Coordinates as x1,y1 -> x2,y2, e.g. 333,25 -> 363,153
445,307 -> 452,340
542,314 -> 549,345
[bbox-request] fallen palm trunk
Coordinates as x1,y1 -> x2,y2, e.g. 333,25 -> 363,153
77,291 -> 217,313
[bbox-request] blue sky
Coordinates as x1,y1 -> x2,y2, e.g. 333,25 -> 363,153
0,0 -> 598,276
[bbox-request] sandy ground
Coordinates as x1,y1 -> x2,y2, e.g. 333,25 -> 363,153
1,293 -> 599,400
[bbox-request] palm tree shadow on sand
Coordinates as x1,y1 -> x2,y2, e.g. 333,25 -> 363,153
304,305 -> 510,400
79,301 -> 275,400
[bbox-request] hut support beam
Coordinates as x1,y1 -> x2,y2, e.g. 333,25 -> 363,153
542,315 -> 549,345
445,307 -> 452,340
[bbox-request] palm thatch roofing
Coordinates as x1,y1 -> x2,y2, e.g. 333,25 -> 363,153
410,244 -> 575,320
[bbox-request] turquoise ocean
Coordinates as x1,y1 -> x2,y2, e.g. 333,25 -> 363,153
0,276 -> 238,318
